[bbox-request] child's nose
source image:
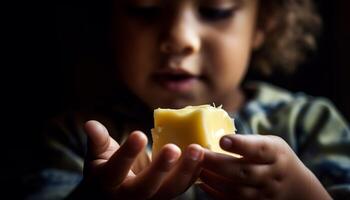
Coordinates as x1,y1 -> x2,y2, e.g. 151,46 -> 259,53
160,9 -> 200,56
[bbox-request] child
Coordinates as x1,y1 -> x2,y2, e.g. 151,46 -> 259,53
22,0 -> 349,199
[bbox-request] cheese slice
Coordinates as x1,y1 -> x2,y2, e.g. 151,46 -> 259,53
151,104 -> 240,158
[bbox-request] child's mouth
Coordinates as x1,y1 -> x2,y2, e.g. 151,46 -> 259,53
154,73 -> 198,92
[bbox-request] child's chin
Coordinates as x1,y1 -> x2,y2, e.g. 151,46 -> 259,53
160,98 -> 206,110
145,88 -> 207,109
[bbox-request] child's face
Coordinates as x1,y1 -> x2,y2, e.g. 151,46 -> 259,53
114,0 -> 263,110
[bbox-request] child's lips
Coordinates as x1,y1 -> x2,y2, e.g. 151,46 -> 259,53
153,73 -> 200,92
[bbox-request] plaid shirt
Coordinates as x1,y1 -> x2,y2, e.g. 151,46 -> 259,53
21,82 -> 350,199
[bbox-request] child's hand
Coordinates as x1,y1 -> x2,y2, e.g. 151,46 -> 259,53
199,134 -> 332,200
77,120 -> 204,199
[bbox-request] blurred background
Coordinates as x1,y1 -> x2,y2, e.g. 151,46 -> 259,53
4,0 -> 350,196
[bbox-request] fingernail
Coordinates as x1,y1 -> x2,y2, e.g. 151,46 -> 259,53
167,156 -> 178,164
165,152 -> 178,164
164,145 -> 180,164
221,137 -> 232,150
187,148 -> 201,161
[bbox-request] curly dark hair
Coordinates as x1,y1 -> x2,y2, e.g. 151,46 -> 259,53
252,0 -> 322,75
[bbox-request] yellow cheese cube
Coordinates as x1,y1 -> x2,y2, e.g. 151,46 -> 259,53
151,105 -> 239,158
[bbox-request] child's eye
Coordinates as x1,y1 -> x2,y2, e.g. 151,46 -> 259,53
125,4 -> 161,21
199,7 -> 236,21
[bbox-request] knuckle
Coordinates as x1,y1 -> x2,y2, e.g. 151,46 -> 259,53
238,166 -> 252,180
268,135 -> 287,148
256,141 -> 269,160
273,170 -> 285,183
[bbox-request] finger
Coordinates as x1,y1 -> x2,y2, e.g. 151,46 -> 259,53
200,169 -> 235,194
220,134 -> 277,164
202,149 -> 240,175
123,144 -> 181,199
153,144 -> 204,199
101,131 -> 148,188
200,170 -> 260,200
84,120 -> 119,161
202,150 -> 270,186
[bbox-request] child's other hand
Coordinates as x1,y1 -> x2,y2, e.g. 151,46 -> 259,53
199,134 -> 331,200
80,120 -> 204,199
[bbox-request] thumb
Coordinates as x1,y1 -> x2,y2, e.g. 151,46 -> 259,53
220,134 -> 277,164
84,120 -> 120,161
